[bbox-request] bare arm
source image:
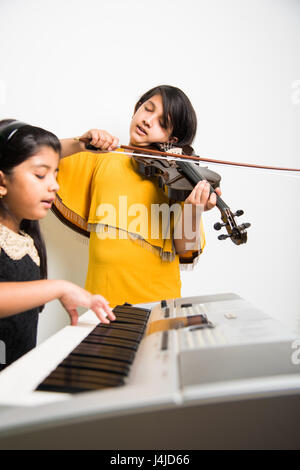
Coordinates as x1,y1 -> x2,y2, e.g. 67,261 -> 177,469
60,138 -> 87,159
174,204 -> 203,255
0,279 -> 115,325
60,130 -> 119,159
174,181 -> 221,254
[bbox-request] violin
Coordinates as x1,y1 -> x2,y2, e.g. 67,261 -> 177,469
130,143 -> 250,246
78,138 -> 250,245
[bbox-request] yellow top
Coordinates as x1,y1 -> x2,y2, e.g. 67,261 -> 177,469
56,150 -> 205,306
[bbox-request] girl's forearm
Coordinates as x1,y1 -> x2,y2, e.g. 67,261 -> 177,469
174,204 -> 202,254
0,280 -> 66,317
60,138 -> 86,159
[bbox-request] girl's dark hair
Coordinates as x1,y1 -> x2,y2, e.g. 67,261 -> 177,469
0,119 -> 61,280
134,85 -> 197,147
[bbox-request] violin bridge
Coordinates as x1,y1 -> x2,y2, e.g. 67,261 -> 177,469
158,143 -> 183,154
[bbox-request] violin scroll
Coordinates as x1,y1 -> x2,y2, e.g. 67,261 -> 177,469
214,208 -> 250,245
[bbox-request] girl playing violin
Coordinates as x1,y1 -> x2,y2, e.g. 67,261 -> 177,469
56,85 -> 221,307
0,120 -> 115,370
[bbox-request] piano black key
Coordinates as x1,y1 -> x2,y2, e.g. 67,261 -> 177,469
73,343 -> 135,363
113,310 -> 149,319
92,325 -> 143,343
113,317 -> 147,326
114,306 -> 151,318
94,322 -> 145,334
92,325 -> 142,343
48,366 -> 124,386
36,304 -> 151,394
112,315 -> 148,326
37,376 -> 116,394
61,354 -> 129,375
36,363 -> 125,394
84,335 -> 139,351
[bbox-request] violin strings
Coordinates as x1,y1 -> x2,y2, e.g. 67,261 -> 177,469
108,149 -> 300,179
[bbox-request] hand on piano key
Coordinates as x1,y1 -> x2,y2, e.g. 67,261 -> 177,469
58,281 -> 115,326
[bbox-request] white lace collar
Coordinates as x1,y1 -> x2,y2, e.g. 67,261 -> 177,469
0,223 -> 40,266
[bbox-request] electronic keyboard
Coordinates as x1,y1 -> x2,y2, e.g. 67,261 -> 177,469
0,293 -> 299,449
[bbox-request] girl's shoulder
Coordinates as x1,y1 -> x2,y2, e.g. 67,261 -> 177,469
0,223 -> 40,266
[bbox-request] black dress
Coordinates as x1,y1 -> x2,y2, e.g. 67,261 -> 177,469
0,224 -> 41,371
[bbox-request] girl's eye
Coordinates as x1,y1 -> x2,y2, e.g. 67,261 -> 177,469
35,175 -> 45,180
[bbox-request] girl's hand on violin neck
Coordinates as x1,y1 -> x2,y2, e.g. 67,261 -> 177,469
81,129 -> 119,151
185,181 -> 221,211
58,280 -> 116,326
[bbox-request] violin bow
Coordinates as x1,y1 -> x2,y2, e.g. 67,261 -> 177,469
121,145 -> 300,173
76,138 -> 300,173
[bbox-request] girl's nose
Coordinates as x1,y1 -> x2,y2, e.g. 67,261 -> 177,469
49,177 -> 59,192
143,116 -> 153,127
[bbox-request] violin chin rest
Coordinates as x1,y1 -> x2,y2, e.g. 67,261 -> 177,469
181,145 -> 194,156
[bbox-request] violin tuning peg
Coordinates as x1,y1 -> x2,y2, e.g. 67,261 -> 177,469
233,210 -> 244,217
214,222 -> 226,231
239,222 -> 251,230
218,234 -> 232,241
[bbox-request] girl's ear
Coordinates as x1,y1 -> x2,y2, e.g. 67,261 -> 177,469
169,136 -> 178,144
0,171 -> 8,197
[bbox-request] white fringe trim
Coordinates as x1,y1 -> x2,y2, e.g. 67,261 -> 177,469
61,222 -> 202,267
179,250 -> 202,271
88,223 -> 176,262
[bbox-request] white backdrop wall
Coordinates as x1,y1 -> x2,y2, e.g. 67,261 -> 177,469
0,0 -> 299,343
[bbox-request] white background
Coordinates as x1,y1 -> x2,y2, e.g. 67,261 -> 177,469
0,0 -> 299,342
